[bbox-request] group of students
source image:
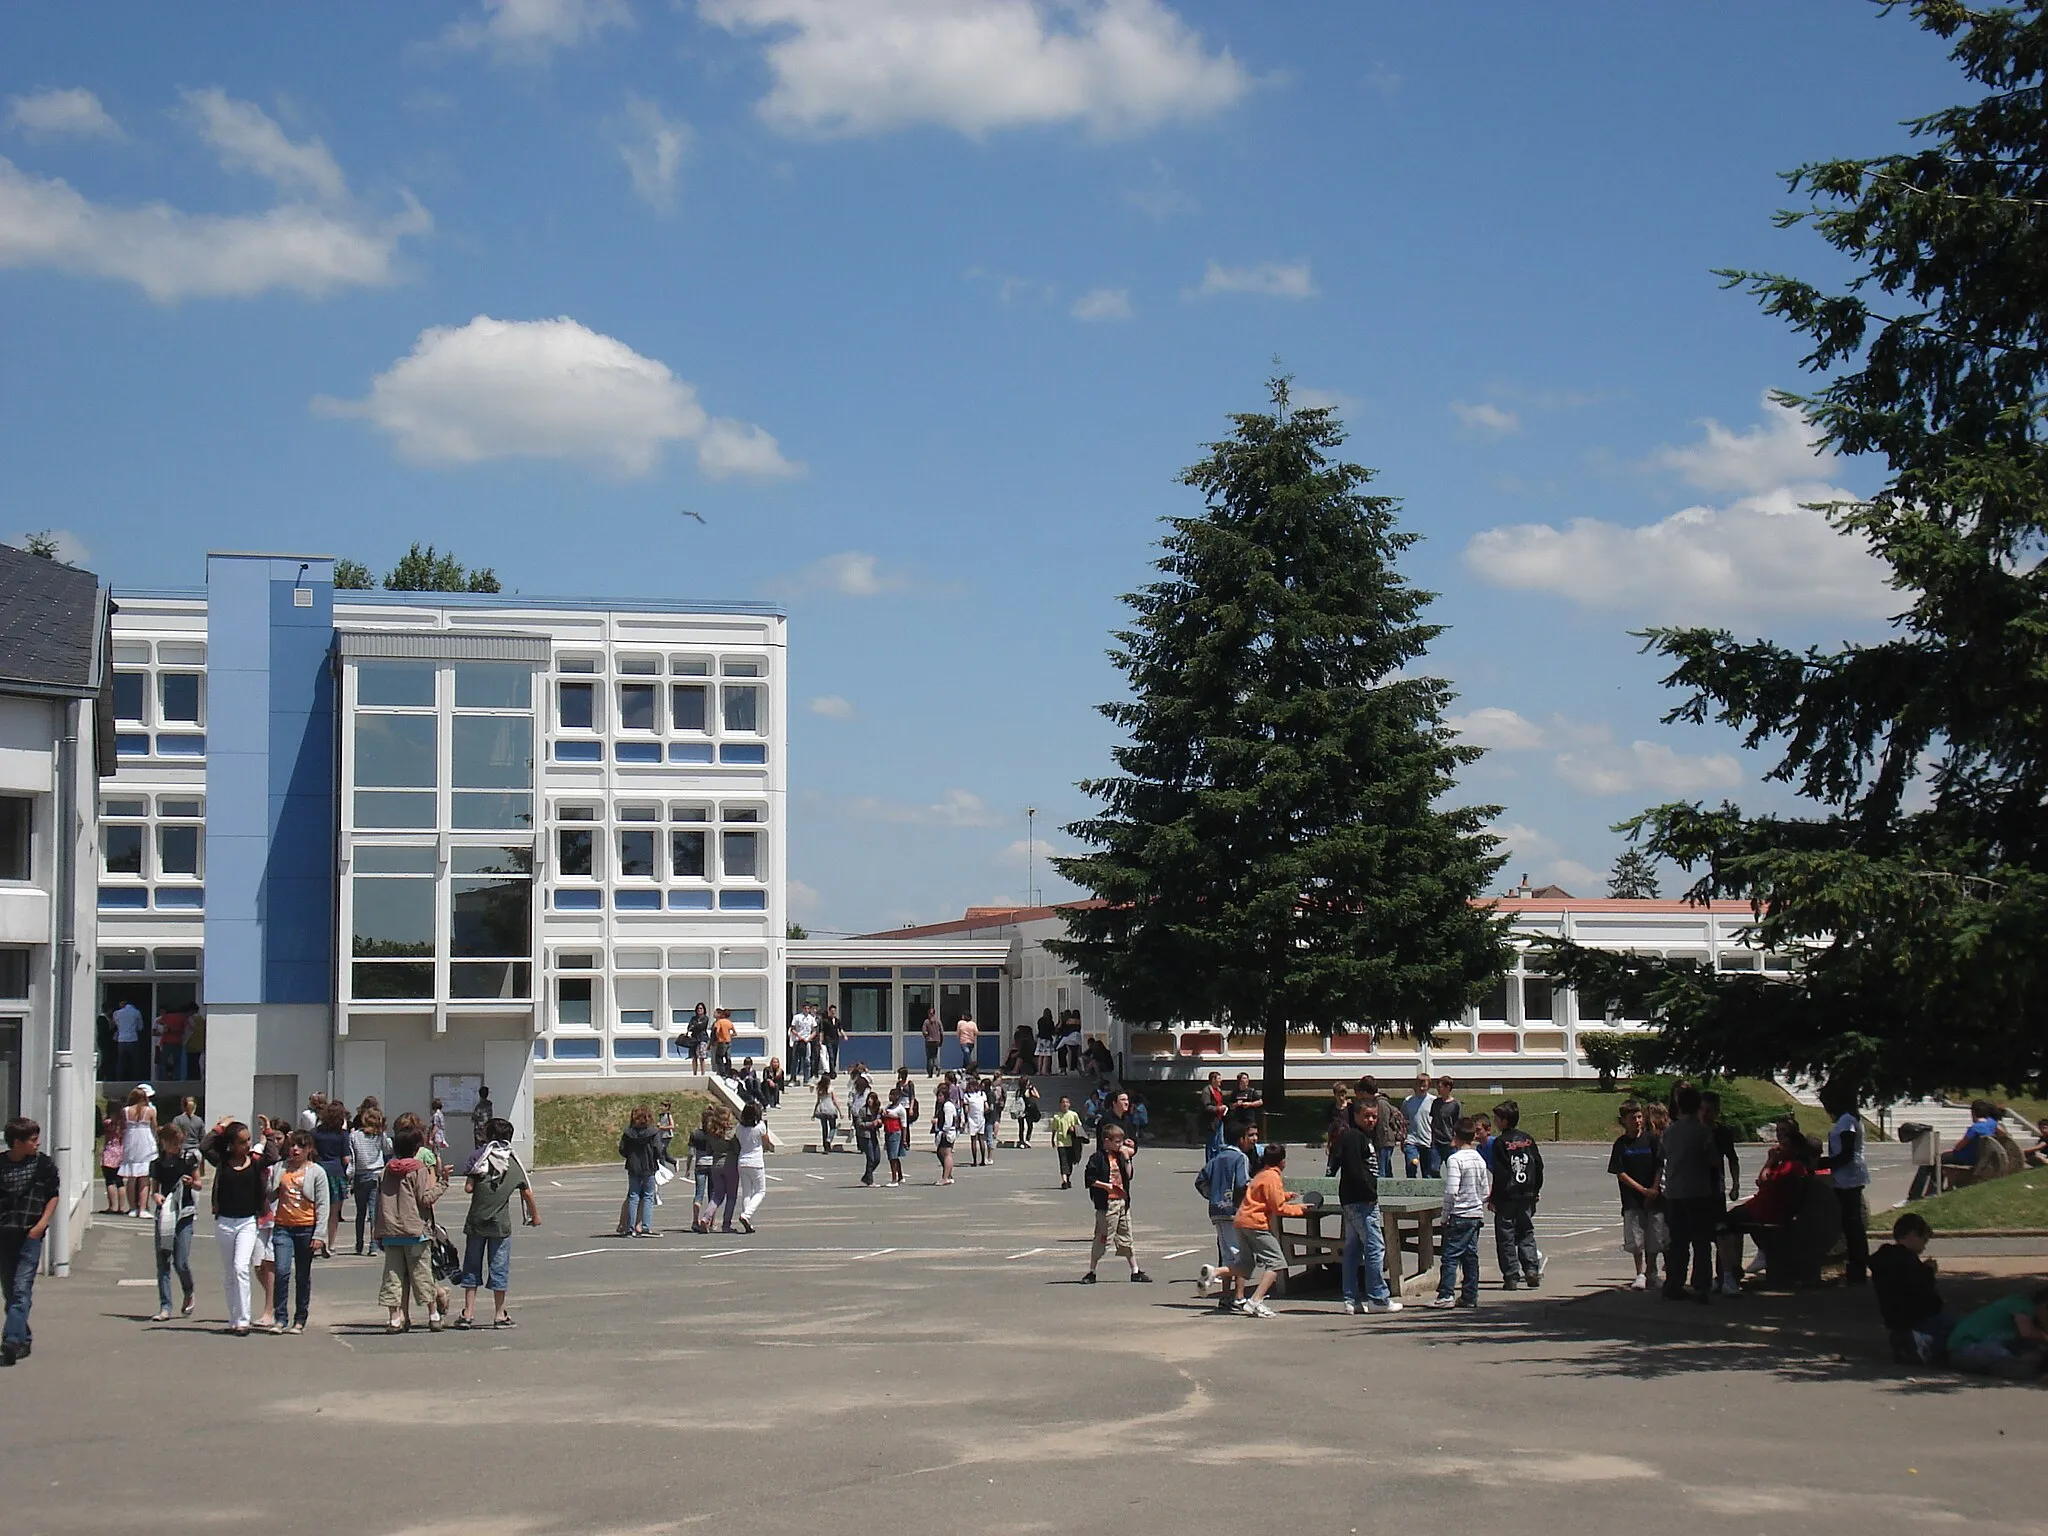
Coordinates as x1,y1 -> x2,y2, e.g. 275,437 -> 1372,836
618,1098 -> 776,1235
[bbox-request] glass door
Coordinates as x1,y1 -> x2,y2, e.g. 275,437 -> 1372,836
840,983 -> 890,1036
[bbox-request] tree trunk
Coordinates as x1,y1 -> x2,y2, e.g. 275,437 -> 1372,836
1262,1019 -> 1288,1123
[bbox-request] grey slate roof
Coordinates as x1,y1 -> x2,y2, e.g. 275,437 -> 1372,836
0,541 -> 104,696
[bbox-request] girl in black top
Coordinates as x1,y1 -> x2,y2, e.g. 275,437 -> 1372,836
147,1123 -> 202,1320
205,1121 -> 271,1217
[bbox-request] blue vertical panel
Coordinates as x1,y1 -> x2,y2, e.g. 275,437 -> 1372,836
202,556 -> 274,1008
266,575 -> 335,1003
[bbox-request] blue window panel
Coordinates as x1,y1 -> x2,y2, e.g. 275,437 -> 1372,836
553,740 -> 603,763
792,967 -> 830,980
667,889 -> 713,910
718,889 -> 767,911
899,966 -> 935,980
619,1008 -> 655,1026
615,741 -> 662,764
718,743 -> 767,765
532,1040 -> 549,1060
116,733 -> 151,758
157,733 -> 207,757
553,889 -> 602,912
154,887 -> 205,910
614,890 -> 661,911
613,1037 -> 661,1060
98,886 -> 148,910
976,966 -> 1003,979
552,1037 -> 601,1060
667,741 -> 714,764
839,966 -> 893,980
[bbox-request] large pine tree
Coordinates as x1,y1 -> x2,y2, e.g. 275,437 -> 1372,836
1050,380 -> 1510,1107
1544,3 -> 2048,1097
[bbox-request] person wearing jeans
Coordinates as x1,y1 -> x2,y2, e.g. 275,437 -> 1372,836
617,1106 -> 669,1238
268,1132 -> 330,1331
1334,1098 -> 1402,1315
1431,1117 -> 1491,1308
349,1109 -> 389,1255
1,1117 -> 61,1366
148,1123 -> 201,1320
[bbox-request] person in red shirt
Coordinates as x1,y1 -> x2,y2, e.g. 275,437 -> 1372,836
1717,1118 -> 1812,1281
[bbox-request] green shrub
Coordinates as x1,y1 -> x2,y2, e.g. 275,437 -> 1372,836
1576,1031 -> 1632,1090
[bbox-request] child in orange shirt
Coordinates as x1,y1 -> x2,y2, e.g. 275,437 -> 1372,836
1230,1144 -> 1304,1318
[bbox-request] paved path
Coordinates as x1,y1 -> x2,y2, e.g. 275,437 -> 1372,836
8,1140 -> 2041,1536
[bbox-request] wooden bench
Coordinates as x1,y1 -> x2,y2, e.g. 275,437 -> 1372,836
1272,1177 -> 1445,1298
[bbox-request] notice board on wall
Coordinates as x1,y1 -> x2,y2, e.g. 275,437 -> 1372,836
430,1073 -> 485,1116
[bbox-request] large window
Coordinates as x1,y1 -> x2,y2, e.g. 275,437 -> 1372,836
558,827 -> 594,877
558,681 -> 595,731
617,830 -> 655,879
355,714 -> 436,787
722,684 -> 761,734
670,829 -> 706,879
618,683 -> 658,732
722,830 -> 760,879
0,797 -> 30,881
672,684 -> 708,732
449,846 -> 532,1000
159,672 -> 203,724
351,870 -> 435,999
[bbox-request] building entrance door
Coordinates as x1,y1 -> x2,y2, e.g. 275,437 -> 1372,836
839,983 -> 890,1068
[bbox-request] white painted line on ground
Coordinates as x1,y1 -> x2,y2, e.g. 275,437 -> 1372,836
1158,1248 -> 1198,1261
117,1277 -> 154,1287
765,1173 -> 785,1182
804,1174 -> 826,1181
850,1248 -> 897,1260
1553,1227 -> 1608,1238
701,1247 -> 750,1258
1005,1247 -> 1045,1260
549,1180 -> 565,1188
547,1247 -> 611,1260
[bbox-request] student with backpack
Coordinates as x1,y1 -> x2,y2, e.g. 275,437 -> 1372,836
1195,1119 -> 1256,1313
1487,1100 -> 1546,1290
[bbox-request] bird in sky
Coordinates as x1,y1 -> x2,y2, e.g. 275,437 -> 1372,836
679,508 -> 707,524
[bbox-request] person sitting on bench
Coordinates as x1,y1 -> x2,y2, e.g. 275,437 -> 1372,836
1717,1118 -> 1811,1281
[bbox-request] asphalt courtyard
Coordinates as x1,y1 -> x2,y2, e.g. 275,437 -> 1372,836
6,1139 -> 2043,1536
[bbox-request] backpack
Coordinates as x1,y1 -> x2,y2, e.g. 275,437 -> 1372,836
1495,1129 -> 1545,1198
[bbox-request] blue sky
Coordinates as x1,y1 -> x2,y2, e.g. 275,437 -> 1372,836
1,2 -> 1962,932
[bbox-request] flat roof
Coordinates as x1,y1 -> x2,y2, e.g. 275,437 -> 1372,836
112,587 -> 785,618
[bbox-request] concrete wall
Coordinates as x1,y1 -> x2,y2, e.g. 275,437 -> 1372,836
344,1012 -> 534,1163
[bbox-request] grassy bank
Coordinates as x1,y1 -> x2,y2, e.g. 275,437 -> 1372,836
1137,1074 -> 1823,1144
534,1091 -> 709,1168
1885,1172 -> 2048,1234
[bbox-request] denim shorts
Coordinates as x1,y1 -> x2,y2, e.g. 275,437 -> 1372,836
460,1232 -> 511,1291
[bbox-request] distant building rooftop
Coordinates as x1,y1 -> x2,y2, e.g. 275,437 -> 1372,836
0,542 -> 104,697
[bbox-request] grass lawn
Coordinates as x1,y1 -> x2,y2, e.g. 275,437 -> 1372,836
1885,1171 -> 2048,1233
534,1091 -> 709,1168
1497,1076 -> 1830,1142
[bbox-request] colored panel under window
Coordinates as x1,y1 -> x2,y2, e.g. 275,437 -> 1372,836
554,740 -> 603,763
613,1037 -> 660,1059
1477,1031 -> 1520,1053
98,886 -> 148,910
718,889 -> 767,911
154,887 -> 204,910
615,742 -> 662,764
615,890 -> 661,911
554,890 -> 601,912
718,743 -> 766,765
116,733 -> 151,757
553,1038 -> 601,1060
668,890 -> 713,910
668,742 -> 714,764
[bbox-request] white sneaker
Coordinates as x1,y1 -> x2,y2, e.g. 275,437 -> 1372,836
1629,1273 -> 1648,1291
1246,1301 -> 1277,1319
1195,1264 -> 1214,1296
1365,1298 -> 1403,1314
1342,1298 -> 1363,1315
1428,1294 -> 1457,1309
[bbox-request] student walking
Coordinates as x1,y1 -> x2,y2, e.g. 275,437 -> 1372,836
268,1131 -> 331,1332
1049,1096 -> 1084,1189
734,1102 -> 778,1231
712,1008 -> 737,1077
1608,1100 -> 1664,1291
963,1079 -> 989,1167
374,1123 -> 447,1332
1430,1118 -> 1491,1308
702,1105 -> 740,1230
933,1093 -> 961,1185
881,1089 -> 910,1188
312,1102 -> 352,1254
348,1107 -> 390,1255
921,1008 -> 944,1077
813,1074 -> 842,1153
618,1106 -> 669,1238
1488,1100 -> 1546,1290
854,1091 -> 884,1186
1034,1009 -> 1056,1075
687,1002 -> 711,1073
119,1086 -> 159,1219
1230,1144 -> 1302,1317
148,1122 -> 201,1321
1334,1098 -> 1402,1315
1082,1125 -> 1150,1283
1400,1075 -> 1435,1177
1819,1081 -> 1870,1287
1016,1078 -> 1041,1148
456,1118 -> 538,1330
203,1119 -> 271,1335
1195,1118 -> 1256,1312
1,1117 -> 60,1365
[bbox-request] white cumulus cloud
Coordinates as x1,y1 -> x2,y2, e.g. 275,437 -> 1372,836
1445,706 -> 1548,751
845,788 -> 1005,828
182,88 -> 347,202
0,91 -> 426,302
1649,393 -> 1838,495
7,88 -> 122,139
443,0 -> 633,60
613,93 -> 690,213
1194,258 -> 1314,299
772,550 -> 914,598
808,694 -> 856,720
1552,738 -> 1742,797
1070,286 -> 1132,321
313,315 -> 797,480
698,0 -> 1248,137
1451,400 -> 1519,435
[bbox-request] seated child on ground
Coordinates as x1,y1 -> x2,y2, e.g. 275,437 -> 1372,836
1868,1212 -> 1949,1363
1945,1286 -> 2048,1379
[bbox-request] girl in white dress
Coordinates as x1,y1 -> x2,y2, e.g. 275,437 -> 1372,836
118,1086 -> 160,1218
